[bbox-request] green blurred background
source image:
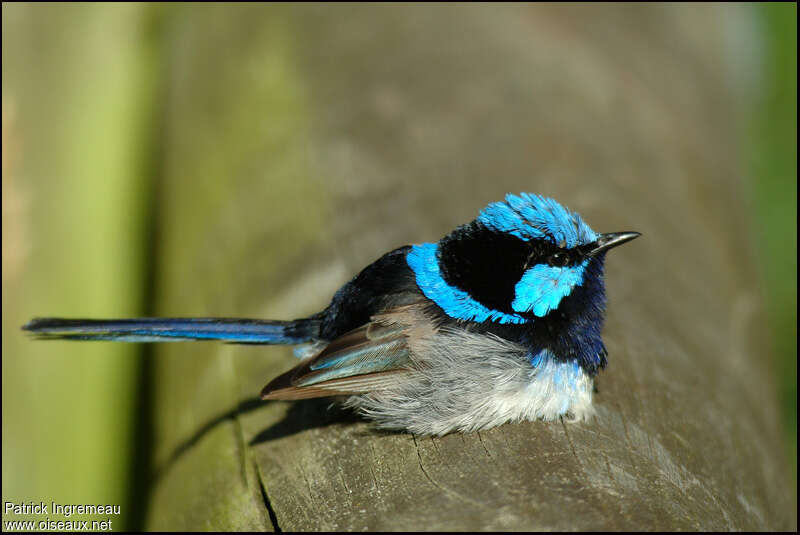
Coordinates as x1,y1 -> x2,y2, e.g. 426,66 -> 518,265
745,2 -> 797,476
2,3 -> 795,530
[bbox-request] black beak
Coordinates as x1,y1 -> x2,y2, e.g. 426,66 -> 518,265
586,232 -> 641,257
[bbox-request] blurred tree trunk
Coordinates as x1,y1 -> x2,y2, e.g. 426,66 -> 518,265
3,4 -> 156,529
145,4 -> 795,530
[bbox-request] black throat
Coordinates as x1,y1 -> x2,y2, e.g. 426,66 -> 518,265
438,221 -> 580,317
436,221 -> 609,375
465,255 -> 609,375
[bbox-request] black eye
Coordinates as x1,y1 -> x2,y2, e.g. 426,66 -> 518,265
547,252 -> 569,267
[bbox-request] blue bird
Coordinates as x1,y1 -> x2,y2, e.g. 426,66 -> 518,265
23,193 -> 639,435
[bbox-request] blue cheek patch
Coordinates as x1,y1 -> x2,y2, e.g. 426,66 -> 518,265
407,243 -> 529,324
512,261 -> 587,317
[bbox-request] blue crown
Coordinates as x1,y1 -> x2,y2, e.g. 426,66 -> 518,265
477,193 -> 597,247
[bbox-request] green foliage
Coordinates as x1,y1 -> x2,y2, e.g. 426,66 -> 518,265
748,3 -> 797,474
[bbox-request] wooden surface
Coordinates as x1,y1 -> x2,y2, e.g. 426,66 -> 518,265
140,4 -> 795,530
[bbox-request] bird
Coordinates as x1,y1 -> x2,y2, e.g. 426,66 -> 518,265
23,193 -> 639,436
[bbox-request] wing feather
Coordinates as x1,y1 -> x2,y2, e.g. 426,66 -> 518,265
260,309 -> 422,400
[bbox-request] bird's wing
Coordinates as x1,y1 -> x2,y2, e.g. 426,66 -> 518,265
261,305 -> 430,400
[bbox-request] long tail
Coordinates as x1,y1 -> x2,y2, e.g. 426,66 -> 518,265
22,317 -> 321,345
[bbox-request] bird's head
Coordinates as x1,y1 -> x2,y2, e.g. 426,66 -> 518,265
429,193 -> 639,322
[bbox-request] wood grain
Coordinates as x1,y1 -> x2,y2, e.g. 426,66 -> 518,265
146,4 -> 796,530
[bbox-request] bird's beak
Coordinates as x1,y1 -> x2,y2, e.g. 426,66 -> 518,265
587,232 -> 641,257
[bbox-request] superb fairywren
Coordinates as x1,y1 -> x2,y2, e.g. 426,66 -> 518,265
24,193 -> 639,436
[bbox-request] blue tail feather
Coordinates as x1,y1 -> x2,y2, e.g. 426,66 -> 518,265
22,317 -> 319,345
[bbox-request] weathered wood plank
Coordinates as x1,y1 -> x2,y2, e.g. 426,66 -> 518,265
148,4 -> 796,530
